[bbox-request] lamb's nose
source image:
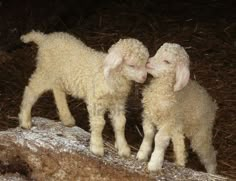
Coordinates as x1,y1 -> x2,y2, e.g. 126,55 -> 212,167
142,74 -> 147,81
146,63 -> 152,68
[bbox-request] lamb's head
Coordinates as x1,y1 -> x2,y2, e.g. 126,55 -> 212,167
104,38 -> 149,84
146,43 -> 190,91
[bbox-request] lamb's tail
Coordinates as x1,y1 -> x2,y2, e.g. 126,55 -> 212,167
20,30 -> 46,45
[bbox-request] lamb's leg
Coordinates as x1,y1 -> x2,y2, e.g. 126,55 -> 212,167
190,130 -> 217,174
88,103 -> 106,156
148,127 -> 170,172
137,119 -> 156,161
172,130 -> 186,167
19,75 -> 49,129
53,88 -> 75,127
109,106 -> 130,157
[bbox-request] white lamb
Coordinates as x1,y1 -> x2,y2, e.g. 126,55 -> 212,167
137,43 -> 217,174
19,31 -> 149,157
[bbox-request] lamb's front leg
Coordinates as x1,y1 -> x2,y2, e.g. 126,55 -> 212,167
137,117 -> 156,161
109,105 -> 131,157
88,104 -> 106,156
148,127 -> 170,172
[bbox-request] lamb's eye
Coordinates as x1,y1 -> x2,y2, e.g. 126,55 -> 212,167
128,64 -> 135,68
163,60 -> 170,64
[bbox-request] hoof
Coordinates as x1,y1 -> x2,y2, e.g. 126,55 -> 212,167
19,115 -> 32,129
148,161 -> 162,172
118,145 -> 131,157
90,144 -> 104,157
136,150 -> 149,161
62,117 -> 76,127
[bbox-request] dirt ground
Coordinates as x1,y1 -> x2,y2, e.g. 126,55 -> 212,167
0,0 -> 235,179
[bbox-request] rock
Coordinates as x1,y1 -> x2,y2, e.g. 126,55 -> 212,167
0,117 -> 228,180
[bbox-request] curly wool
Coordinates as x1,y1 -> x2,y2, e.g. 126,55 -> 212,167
19,31 -> 149,157
137,43 -> 217,174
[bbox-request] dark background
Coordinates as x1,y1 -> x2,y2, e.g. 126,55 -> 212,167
0,0 -> 235,179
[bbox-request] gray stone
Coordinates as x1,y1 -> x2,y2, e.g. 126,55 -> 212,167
0,117 -> 228,181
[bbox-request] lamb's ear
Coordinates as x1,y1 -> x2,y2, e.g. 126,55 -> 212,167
174,61 -> 190,92
104,51 -> 123,80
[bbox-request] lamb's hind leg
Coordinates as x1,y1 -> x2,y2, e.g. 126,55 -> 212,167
190,129 -> 217,174
53,88 -> 75,127
19,74 -> 50,129
172,130 -> 186,167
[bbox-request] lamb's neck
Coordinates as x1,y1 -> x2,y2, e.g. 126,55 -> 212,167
150,73 -> 175,97
106,74 -> 132,96
115,76 -> 131,90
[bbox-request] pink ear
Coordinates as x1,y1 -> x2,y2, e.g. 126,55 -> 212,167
174,62 -> 190,91
104,52 -> 123,80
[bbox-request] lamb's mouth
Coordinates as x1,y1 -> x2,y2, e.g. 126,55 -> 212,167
146,68 -> 154,73
136,79 -> 146,83
146,63 -> 153,69
146,69 -> 158,78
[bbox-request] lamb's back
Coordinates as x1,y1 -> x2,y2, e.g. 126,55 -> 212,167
35,32 -> 106,99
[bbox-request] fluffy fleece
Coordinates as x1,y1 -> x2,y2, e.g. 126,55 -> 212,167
137,43 -> 217,174
19,31 -> 149,157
